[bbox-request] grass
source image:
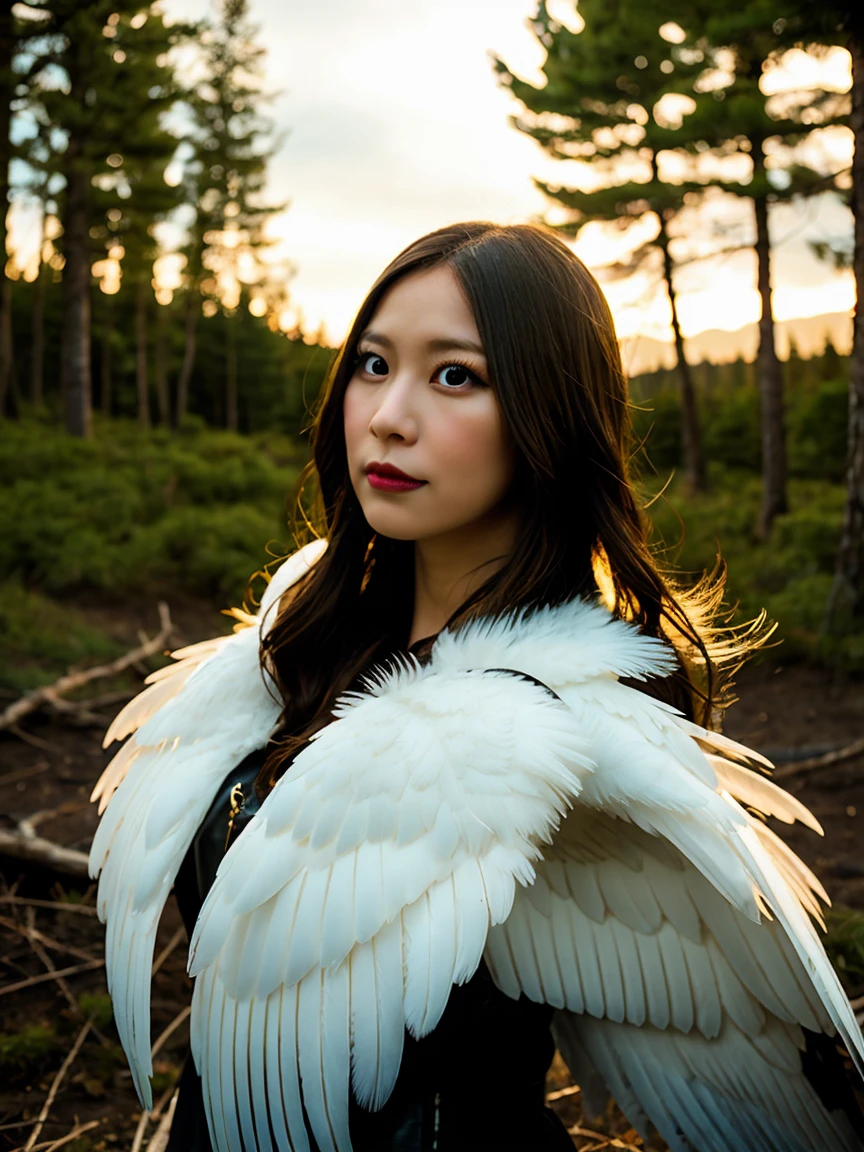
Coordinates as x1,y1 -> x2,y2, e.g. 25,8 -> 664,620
641,463 -> 860,666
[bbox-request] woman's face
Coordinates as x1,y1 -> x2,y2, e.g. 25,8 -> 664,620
343,263 -> 518,544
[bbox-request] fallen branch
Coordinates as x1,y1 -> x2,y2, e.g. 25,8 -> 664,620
0,913 -> 98,965
773,736 -> 864,781
0,957 -> 104,997
8,907 -> 112,1046
0,896 -> 97,915
0,827 -> 90,877
546,1084 -> 581,1102
152,926 -> 185,977
0,602 -> 173,733
131,1081 -> 181,1152
147,1090 -> 179,1152
12,1121 -> 100,1152
151,1005 -> 191,1059
22,1018 -> 92,1151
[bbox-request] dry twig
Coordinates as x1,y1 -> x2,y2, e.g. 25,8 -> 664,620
0,602 -> 173,733
151,1005 -> 191,1059
131,1081 -> 182,1152
0,957 -> 104,997
0,827 -> 90,876
147,1090 -> 179,1152
152,926 -> 185,976
0,913 -> 97,964
0,896 -> 97,915
21,1018 -> 92,1151
547,1084 -> 581,1101
773,736 -> 864,781
12,1120 -> 101,1152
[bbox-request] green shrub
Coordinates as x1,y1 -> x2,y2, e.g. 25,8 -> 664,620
0,581 -> 123,691
642,465 -> 861,666
0,419 -> 303,601
786,377 -> 849,481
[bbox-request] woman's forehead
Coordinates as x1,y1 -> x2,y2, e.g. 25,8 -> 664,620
363,266 -> 484,352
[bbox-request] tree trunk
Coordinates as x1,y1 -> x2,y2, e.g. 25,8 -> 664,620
225,309 -> 238,432
60,157 -> 93,438
154,298 -> 170,425
30,243 -> 47,408
656,210 -> 707,492
751,138 -> 788,538
175,290 -> 198,426
827,35 -> 864,624
0,0 -> 14,418
101,330 -> 112,416
135,279 -> 150,428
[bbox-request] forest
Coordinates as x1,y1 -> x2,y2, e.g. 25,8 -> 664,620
2,0 -> 864,1149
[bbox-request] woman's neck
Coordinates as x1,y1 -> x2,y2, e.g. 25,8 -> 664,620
407,508 -> 521,647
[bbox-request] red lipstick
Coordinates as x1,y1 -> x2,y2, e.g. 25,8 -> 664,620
365,461 -> 426,492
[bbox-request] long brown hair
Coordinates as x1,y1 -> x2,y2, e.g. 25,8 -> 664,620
256,220 -> 768,793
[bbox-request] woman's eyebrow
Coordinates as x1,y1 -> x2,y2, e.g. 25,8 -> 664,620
359,329 -> 486,356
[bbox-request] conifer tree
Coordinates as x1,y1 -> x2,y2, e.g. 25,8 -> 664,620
23,0 -> 185,437
174,0 -> 283,431
656,0 -> 849,534
0,0 -> 15,417
493,0 -> 717,491
94,8 -> 184,428
790,2 -> 864,621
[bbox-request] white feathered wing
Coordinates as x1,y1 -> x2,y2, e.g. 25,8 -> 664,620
189,596 -> 864,1152
482,659 -> 864,1152
88,538 -> 327,1107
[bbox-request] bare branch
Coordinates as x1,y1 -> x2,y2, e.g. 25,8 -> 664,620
18,1120 -> 101,1152
0,896 -> 97,916
0,602 -> 173,733
773,737 -> 864,781
0,827 -> 90,877
22,1018 -> 92,1151
0,957 -> 103,997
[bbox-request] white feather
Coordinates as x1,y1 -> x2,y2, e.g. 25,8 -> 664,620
92,573 -> 862,1150
89,539 -> 327,1108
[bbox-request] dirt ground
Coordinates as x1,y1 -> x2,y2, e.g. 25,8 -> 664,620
2,609 -> 864,1151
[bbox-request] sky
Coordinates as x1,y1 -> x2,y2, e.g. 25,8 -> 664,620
11,0 -> 857,371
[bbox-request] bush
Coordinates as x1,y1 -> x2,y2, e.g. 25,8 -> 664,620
0,419 -> 304,601
633,377 -> 850,480
0,581 -> 123,691
642,465 -> 859,666
787,377 -> 849,482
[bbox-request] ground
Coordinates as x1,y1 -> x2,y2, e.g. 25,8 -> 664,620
1,604 -> 864,1152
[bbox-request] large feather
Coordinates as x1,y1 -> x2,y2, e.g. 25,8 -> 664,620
89,538 -> 327,1107
484,660 -> 864,1151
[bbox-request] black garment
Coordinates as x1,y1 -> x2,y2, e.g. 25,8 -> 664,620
167,635 -> 574,1152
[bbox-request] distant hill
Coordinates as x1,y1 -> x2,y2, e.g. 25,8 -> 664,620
621,312 -> 853,377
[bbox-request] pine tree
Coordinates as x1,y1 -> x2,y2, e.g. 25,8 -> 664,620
657,0 -> 850,535
492,0 -> 710,491
790,3 -> 864,621
23,0 -> 187,437
0,0 -> 15,417
93,8 -> 184,427
174,0 -> 284,431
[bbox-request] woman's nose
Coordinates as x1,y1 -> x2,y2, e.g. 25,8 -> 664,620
368,375 -> 419,441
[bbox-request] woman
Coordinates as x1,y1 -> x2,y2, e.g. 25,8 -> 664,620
89,222 -> 864,1152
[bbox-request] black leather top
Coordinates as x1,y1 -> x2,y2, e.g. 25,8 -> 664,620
166,633 -> 575,1151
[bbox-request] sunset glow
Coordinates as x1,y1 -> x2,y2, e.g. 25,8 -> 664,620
9,0 -> 854,369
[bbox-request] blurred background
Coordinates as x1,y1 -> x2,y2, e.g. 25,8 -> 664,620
2,1 -> 864,1149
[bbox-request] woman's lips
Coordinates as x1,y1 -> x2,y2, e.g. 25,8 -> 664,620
366,471 -> 427,492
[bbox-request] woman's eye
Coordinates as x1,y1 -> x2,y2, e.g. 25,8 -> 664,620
355,352 -> 388,376
434,364 -> 477,389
